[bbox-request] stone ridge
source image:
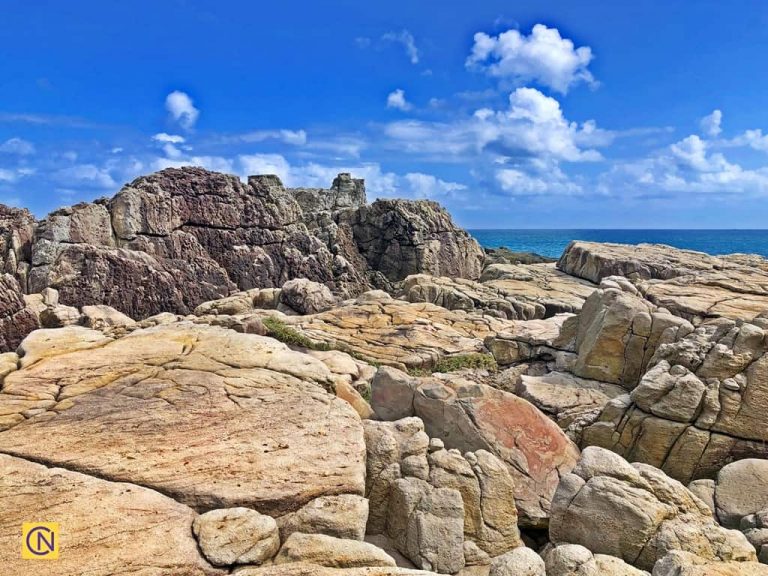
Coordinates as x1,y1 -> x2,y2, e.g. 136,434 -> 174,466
3,167 -> 483,322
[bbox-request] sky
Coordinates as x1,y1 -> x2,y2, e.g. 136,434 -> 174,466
3,1 -> 768,228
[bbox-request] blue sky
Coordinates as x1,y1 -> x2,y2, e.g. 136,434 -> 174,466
3,0 -> 768,228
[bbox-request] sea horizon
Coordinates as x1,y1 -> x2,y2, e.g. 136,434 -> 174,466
468,228 -> 768,259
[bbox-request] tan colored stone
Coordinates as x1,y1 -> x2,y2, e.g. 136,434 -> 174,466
0,453 -> 223,576
193,507 -> 280,566
0,323 -> 366,516
274,533 -> 396,568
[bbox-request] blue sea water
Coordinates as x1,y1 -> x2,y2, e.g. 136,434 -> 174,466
468,229 -> 768,260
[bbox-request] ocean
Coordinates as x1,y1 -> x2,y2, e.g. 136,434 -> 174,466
468,229 -> 768,260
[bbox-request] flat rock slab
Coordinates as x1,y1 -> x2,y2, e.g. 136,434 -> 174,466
287,292 -> 516,370
558,241 -> 768,322
481,262 -> 598,315
235,565 -> 438,576
0,454 -> 223,576
0,322 -> 366,516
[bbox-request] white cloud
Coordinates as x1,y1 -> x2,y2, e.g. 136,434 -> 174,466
385,87 -> 610,162
496,163 -> 581,196
387,89 -> 413,111
165,90 -> 200,130
0,169 -> 18,182
382,30 -> 420,64
403,173 -> 466,198
700,109 -> 722,137
54,164 -> 117,189
238,154 -> 292,181
466,24 -> 595,93
152,133 -> 186,144
0,137 -> 35,155
235,129 -> 307,146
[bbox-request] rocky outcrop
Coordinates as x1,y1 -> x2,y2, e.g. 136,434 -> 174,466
10,168 -> 483,320
712,459 -> 768,528
369,373 -> 580,528
0,273 -> 38,352
480,263 -> 597,316
363,417 -> 522,571
550,447 -> 756,571
400,274 -> 544,320
583,316 -> 768,483
193,508 -> 281,566
339,199 -> 484,285
558,241 -> 768,322
653,551 -> 768,575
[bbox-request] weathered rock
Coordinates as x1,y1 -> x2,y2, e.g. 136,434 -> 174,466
515,371 -> 626,442
652,550 -> 768,575
412,375 -> 580,527
583,317 -> 768,483
480,262 -> 597,316
287,292 -> 515,370
571,278 -> 692,389
714,459 -> 768,528
0,204 -> 36,290
339,199 -> 484,284
400,274 -> 544,320
387,477 -> 466,574
193,507 -> 280,566
0,273 -> 38,352
543,544 -> 649,576
280,278 -> 337,315
740,508 -> 768,562
278,495 -> 369,541
550,447 -> 756,570
234,565 -> 438,576
0,323 -> 366,516
489,547 -> 545,576
558,241 -> 768,322
274,533 -> 396,569
39,302 -> 81,327
81,304 -> 136,330
291,173 -> 367,214
371,366 -> 418,421
0,453 -> 223,576
485,313 -> 577,367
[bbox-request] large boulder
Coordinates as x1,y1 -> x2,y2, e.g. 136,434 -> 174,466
543,544 -> 649,576
0,204 -> 36,290
0,323 -> 366,516
0,453 -> 224,576
280,278 -> 337,315
583,317 -> 768,483
550,447 -> 756,571
193,508 -> 280,566
273,533 -> 396,569
652,550 -> 768,575
713,459 -> 768,528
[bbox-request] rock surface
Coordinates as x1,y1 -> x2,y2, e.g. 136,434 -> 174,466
0,453 -> 223,575
543,544 -> 649,576
0,273 -> 38,352
274,533 -> 396,568
0,323 -> 366,515
193,507 -> 280,566
550,447 -> 756,570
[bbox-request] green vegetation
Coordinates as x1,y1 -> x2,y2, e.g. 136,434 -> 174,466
408,353 -> 498,376
262,316 -> 331,351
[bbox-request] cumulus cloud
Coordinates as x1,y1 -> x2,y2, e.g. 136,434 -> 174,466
382,30 -> 420,64
385,87 -> 610,162
700,109 -> 722,137
236,129 -> 307,146
165,90 -> 200,130
466,24 -> 595,93
54,164 -> 118,189
0,137 -> 35,155
404,173 -> 467,198
387,89 -> 413,111
152,133 -> 186,144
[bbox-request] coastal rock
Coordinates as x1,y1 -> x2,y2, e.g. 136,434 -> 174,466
549,447 -> 756,570
412,376 -> 580,527
0,323 -> 366,516
277,495 -> 369,542
714,459 -> 768,528
543,544 -> 649,576
280,278 -> 337,315
0,453 -> 223,576
485,313 -> 577,367
400,274 -> 544,320
193,508 -> 280,566
285,291 -> 514,370
480,262 -> 597,316
488,547 -> 545,576
339,199 -> 484,284
652,550 -> 768,575
234,566 -> 438,576
274,533 -> 396,569
0,205 -> 36,290
0,273 -> 38,352
582,317 -> 768,483
558,241 -> 768,322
